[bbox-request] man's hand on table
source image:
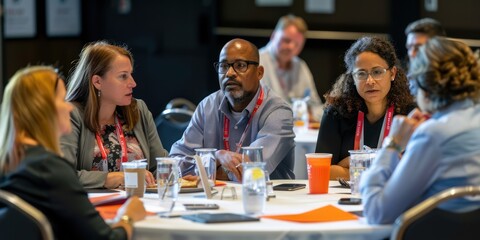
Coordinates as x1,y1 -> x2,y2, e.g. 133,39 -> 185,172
215,150 -> 243,181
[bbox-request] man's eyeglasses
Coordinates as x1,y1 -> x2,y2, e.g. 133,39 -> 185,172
213,60 -> 259,74
352,67 -> 389,81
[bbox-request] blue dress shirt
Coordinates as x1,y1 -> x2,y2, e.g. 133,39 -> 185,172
170,86 -> 295,180
360,100 -> 480,224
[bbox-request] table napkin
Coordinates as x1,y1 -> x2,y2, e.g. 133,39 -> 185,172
262,205 -> 358,223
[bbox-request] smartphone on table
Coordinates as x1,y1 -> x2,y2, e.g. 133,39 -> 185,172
272,183 -> 306,191
183,203 -> 220,210
338,198 -> 362,205
182,213 -> 259,223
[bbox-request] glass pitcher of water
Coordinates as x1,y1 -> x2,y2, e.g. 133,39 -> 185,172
241,146 -> 273,206
242,161 -> 266,215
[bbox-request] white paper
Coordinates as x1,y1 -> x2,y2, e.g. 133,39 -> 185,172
305,0 -> 335,14
255,0 -> 292,7
4,0 -> 36,38
124,172 -> 139,188
46,0 -> 81,36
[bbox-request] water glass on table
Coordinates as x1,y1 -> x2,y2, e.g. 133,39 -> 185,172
156,157 -> 181,213
292,97 -> 309,132
241,146 -> 267,177
348,149 -> 377,196
241,146 -> 264,163
194,148 -> 217,187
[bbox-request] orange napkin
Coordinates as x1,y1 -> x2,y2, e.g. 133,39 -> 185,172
215,180 -> 227,186
262,205 -> 358,223
95,204 -> 123,219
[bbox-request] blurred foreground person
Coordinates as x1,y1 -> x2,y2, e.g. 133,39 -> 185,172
361,38 -> 480,224
260,14 -> 324,121
0,66 -> 146,239
405,17 -> 446,61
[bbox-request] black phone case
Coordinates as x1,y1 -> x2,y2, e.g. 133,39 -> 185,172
181,213 -> 259,223
272,184 -> 306,191
338,198 -> 362,205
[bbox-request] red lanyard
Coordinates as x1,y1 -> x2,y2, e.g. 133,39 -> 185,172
223,88 -> 264,153
354,105 -> 394,150
95,115 -> 128,163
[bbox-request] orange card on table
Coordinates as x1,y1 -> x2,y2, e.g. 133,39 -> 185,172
215,180 -> 227,187
262,205 -> 358,223
96,204 -> 122,220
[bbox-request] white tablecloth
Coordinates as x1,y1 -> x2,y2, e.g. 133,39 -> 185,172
125,180 -> 392,240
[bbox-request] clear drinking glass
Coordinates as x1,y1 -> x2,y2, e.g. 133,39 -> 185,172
264,170 -> 275,199
194,148 -> 217,187
292,98 -> 309,132
156,157 -> 181,213
348,149 -> 377,196
241,146 -> 264,163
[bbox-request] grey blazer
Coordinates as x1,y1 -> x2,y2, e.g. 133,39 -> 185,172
60,99 -> 168,189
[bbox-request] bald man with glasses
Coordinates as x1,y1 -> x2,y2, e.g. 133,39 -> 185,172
170,38 -> 295,182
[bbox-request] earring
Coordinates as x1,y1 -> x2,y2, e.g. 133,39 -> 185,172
97,90 -> 101,97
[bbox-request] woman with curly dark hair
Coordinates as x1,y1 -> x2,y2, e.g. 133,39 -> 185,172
315,36 -> 415,180
360,37 -> 480,224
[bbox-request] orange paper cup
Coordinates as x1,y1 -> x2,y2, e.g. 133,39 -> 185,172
306,153 -> 332,194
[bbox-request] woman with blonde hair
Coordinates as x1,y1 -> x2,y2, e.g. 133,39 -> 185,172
0,66 -> 146,239
62,40 -> 168,189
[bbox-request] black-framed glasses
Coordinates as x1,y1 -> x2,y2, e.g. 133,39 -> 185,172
352,67 -> 389,81
213,60 -> 259,74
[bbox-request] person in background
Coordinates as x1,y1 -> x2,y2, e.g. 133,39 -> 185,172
170,38 -> 295,182
260,14 -> 324,122
61,41 -> 168,189
360,37 -> 480,224
315,36 -> 415,180
0,66 -> 146,239
405,18 -> 446,61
